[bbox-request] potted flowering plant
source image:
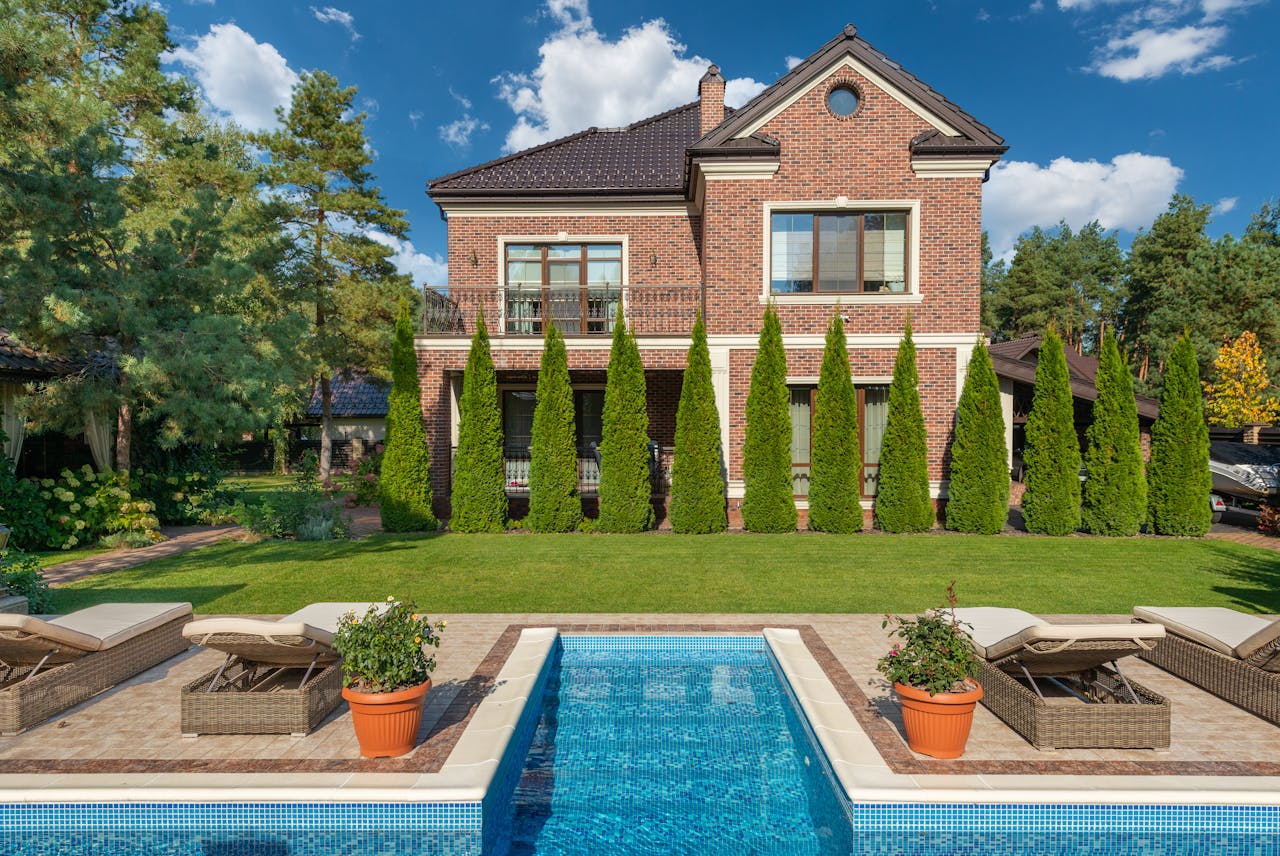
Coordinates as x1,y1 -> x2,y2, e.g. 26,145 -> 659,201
334,598 -> 446,758
877,583 -> 982,759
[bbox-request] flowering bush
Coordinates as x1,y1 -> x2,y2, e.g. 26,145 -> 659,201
36,466 -> 141,550
1259,505 -> 1280,537
234,452 -> 350,540
129,468 -> 232,525
0,549 -> 52,614
323,444 -> 383,508
333,598 -> 446,693
877,582 -> 977,696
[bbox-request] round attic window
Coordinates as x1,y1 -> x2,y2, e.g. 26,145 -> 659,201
827,85 -> 859,118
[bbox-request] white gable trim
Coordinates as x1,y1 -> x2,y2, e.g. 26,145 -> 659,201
735,54 -> 962,141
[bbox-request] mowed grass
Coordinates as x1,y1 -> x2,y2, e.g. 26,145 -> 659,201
52,531 -> 1280,617
36,546 -> 111,569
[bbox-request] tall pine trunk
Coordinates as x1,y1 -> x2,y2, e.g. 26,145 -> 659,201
319,373 -> 333,479
115,400 -> 131,473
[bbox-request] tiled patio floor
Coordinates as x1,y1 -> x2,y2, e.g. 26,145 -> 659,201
3,614 -> 1279,777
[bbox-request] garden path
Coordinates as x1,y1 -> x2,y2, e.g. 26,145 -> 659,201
42,525 -> 246,586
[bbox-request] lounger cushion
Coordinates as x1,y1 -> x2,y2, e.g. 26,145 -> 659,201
182,603 -> 377,650
50,603 -> 192,651
0,614 -> 102,655
953,607 -> 1164,660
1133,606 -> 1280,659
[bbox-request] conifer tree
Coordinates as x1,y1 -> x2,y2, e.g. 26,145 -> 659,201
808,312 -> 862,533
1202,331 -> 1280,428
742,303 -> 797,532
598,307 -> 654,532
1082,335 -> 1147,536
945,341 -> 1009,534
527,325 -> 582,532
449,312 -> 507,532
668,313 -> 727,533
1149,332 -> 1212,536
1022,328 -> 1082,535
875,319 -> 934,532
380,303 -> 437,531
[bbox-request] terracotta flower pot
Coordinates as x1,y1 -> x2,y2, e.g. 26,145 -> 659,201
342,678 -> 432,758
893,681 -> 983,759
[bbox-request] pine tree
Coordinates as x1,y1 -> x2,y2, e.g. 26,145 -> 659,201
1149,332 -> 1212,536
1022,328 -> 1082,535
875,319 -> 934,532
945,341 -> 1009,534
598,306 -> 654,532
1081,335 -> 1147,536
742,303 -> 797,532
527,325 -> 582,532
450,312 -> 507,532
668,313 -> 727,533
380,303 -> 437,532
808,312 -> 862,533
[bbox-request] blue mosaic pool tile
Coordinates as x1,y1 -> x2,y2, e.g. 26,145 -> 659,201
0,801 -> 481,832
845,802 -> 1280,835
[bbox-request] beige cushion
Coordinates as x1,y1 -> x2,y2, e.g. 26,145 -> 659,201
50,602 -> 191,651
1134,606 -> 1280,659
953,607 -> 1164,661
0,614 -> 102,655
183,603 -> 378,650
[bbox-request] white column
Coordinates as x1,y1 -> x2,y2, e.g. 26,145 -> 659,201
709,344 -> 732,490
999,377 -> 1015,471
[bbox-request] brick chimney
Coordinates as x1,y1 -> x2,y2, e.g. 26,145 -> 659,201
699,65 -> 725,135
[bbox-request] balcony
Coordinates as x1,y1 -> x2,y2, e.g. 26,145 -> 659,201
421,285 -> 700,337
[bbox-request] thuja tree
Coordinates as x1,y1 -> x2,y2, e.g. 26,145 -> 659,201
380,303 -> 437,532
449,312 -> 507,532
874,319 -> 934,532
945,341 -> 1009,534
808,312 -> 862,533
1081,335 -> 1147,536
598,307 -> 654,532
527,325 -> 582,532
668,313 -> 727,533
1148,332 -> 1212,536
1022,328 -> 1081,535
742,303 -> 797,532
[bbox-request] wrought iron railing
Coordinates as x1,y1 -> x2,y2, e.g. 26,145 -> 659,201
449,444 -> 670,497
421,285 -> 700,337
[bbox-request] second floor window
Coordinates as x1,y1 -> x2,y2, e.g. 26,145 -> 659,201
771,212 -> 907,294
505,243 -> 623,289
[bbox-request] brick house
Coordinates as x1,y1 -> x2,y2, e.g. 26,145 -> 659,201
419,24 -> 1006,521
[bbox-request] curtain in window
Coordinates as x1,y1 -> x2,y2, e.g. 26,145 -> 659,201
85,409 -> 114,472
789,387 -> 812,496
817,215 -> 858,292
771,214 -> 813,292
862,386 -> 889,495
1,386 -> 25,464
863,214 -> 907,292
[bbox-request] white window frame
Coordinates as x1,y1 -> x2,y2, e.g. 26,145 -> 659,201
761,200 -> 921,305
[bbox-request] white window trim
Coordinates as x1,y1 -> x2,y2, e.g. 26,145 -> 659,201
497,234 -> 630,333
761,200 -> 921,305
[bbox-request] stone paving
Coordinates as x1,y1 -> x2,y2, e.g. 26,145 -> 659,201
3,613 -> 1279,777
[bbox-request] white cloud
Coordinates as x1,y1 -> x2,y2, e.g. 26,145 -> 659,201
365,230 -> 448,286
784,55 -> 803,70
408,111 -> 424,129
1213,196 -> 1239,215
977,8 -> 991,21
448,87 -> 473,110
167,24 -> 298,132
311,6 -> 360,41
494,1 -> 768,153
983,152 -> 1183,258
1090,24 -> 1232,80
1202,0 -> 1264,20
439,115 -> 489,148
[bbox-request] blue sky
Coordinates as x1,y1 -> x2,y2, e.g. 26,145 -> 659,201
161,0 -> 1279,281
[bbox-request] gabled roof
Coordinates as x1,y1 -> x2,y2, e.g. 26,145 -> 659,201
428,103 -> 703,199
0,330 -> 76,381
306,373 -> 390,419
988,334 -> 1160,420
691,24 -> 1005,157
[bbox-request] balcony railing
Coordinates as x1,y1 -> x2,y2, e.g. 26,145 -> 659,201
421,285 -> 700,337
449,444 -> 670,497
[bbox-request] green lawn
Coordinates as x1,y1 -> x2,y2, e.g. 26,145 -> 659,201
224,473 -> 293,505
52,532 -> 1280,616
37,545 -> 111,569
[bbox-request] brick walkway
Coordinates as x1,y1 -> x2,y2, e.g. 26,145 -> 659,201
1207,528 -> 1280,551
43,525 -> 246,586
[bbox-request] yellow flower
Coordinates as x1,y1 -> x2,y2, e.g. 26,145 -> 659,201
414,636 -> 422,644
386,595 -> 395,602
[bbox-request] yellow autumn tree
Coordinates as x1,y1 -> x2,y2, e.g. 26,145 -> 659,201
1203,331 -> 1280,427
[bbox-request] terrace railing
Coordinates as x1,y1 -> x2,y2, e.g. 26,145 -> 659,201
421,284 -> 700,337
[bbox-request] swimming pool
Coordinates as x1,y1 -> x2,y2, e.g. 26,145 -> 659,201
1,632 -> 1278,854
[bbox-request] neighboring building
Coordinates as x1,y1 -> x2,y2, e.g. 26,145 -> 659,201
419,24 -> 1006,519
0,331 -> 93,477
298,373 -> 390,469
988,334 -> 1160,479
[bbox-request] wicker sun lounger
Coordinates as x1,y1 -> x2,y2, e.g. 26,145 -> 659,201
1133,606 -> 1280,726
0,602 -> 192,734
952,607 -> 1170,750
180,602 -> 375,736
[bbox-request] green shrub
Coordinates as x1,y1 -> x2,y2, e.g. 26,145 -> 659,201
668,312 -> 727,534
381,302 -> 438,532
234,452 -> 350,540
875,319 -> 934,533
1022,328 -> 1082,535
742,303 -> 797,532
808,312 -> 862,533
1149,332 -> 1212,536
0,454 -> 50,550
527,325 -> 583,532
333,599 -> 446,692
945,341 -> 1009,534
450,312 -> 507,532
598,306 -> 654,532
0,549 -> 52,614
1081,336 -> 1147,536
